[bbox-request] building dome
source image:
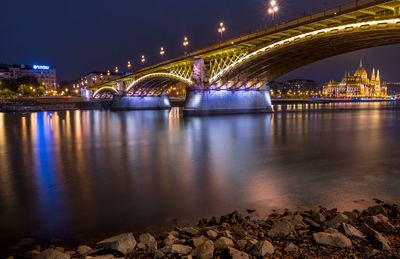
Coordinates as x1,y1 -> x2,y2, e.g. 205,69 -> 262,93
354,59 -> 367,78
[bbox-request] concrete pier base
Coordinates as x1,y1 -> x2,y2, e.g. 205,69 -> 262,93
111,95 -> 171,110
184,89 -> 273,116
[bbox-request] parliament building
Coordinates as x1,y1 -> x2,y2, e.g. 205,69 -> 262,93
322,61 -> 387,98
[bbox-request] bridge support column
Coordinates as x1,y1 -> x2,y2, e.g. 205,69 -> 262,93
183,87 -> 273,116
111,94 -> 171,110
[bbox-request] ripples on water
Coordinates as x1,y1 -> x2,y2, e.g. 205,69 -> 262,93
1,102 -> 400,244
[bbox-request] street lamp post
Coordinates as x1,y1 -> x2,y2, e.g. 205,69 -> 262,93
141,55 -> 146,64
183,36 -> 189,54
267,0 -> 279,25
115,66 -> 119,73
127,60 -> 132,69
160,47 -> 165,56
218,22 -> 226,42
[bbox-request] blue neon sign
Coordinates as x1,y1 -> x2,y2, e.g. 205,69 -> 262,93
33,65 -> 50,70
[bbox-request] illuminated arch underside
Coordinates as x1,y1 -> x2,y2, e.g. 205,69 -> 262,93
126,73 -> 193,96
93,86 -> 118,98
211,19 -> 400,85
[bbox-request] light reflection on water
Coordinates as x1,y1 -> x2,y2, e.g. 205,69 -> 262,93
1,102 -> 400,244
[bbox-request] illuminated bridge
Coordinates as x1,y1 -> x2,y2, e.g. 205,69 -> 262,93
93,0 -> 400,115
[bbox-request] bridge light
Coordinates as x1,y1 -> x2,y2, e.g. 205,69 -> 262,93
127,61 -> 132,69
107,70 -> 111,76
160,47 -> 165,56
218,22 -> 226,41
268,0 -> 279,25
141,55 -> 146,64
183,36 -> 189,54
115,66 -> 119,73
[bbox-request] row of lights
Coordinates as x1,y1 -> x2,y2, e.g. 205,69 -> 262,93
107,1 -> 279,75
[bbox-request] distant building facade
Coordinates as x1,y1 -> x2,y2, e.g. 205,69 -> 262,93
269,79 -> 320,97
0,64 -> 57,89
73,71 -> 119,89
322,61 -> 387,98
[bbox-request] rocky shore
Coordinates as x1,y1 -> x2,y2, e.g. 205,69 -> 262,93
4,202 -> 400,259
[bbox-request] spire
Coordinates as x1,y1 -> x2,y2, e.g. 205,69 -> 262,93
371,68 -> 375,81
360,59 -> 363,68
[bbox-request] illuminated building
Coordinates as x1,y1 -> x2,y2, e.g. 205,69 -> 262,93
0,64 -> 57,89
73,71 -> 118,89
323,60 -> 387,98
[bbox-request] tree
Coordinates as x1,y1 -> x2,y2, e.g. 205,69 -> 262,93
36,86 -> 46,96
0,88 -> 14,96
18,84 -> 34,96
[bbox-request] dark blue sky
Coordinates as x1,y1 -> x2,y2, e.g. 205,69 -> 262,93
1,0 -> 399,84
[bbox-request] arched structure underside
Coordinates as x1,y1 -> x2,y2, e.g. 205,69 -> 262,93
126,76 -> 191,97
216,27 -> 400,87
93,87 -> 118,98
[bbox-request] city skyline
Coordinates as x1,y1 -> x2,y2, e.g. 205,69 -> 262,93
1,0 -> 400,83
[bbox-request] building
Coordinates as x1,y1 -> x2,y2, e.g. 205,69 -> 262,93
269,79 -> 320,97
73,71 -> 119,89
322,60 -> 387,98
0,64 -> 57,89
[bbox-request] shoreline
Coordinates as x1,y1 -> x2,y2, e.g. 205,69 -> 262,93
3,200 -> 400,258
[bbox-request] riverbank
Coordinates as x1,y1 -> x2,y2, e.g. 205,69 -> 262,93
3,201 -> 400,258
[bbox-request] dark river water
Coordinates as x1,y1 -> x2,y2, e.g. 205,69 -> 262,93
1,102 -> 400,245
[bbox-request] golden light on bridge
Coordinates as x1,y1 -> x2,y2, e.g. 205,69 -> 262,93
127,60 -> 132,69
218,22 -> 226,40
183,36 -> 189,54
160,47 -> 165,56
141,55 -> 146,64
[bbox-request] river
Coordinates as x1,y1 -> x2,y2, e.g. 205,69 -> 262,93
1,102 -> 400,245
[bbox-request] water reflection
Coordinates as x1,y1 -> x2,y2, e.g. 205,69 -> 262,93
1,102 -> 400,244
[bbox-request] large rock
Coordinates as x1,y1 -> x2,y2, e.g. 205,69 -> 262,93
311,211 -> 326,222
162,244 -> 192,255
227,248 -> 250,259
313,232 -> 352,248
367,205 -> 387,216
364,215 -> 395,233
192,240 -> 214,259
153,249 -> 165,259
97,233 -> 137,254
139,233 -> 157,250
86,255 -> 113,259
339,223 -> 365,238
250,240 -> 274,257
34,249 -> 70,259
182,227 -> 200,236
164,234 -> 177,246
284,243 -> 298,253
268,219 -> 295,238
360,223 -> 391,251
323,213 -> 348,229
77,245 -> 94,255
206,229 -> 218,239
214,237 -> 234,249
191,236 -> 209,248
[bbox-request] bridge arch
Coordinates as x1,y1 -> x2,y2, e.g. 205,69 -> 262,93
93,86 -> 118,98
210,18 -> 400,85
125,73 -> 193,96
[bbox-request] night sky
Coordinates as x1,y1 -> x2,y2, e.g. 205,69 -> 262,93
1,0 -> 399,84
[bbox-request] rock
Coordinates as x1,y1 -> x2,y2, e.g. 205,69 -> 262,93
137,242 -> 146,249
24,250 -> 41,258
139,233 -> 157,250
311,211 -> 326,222
367,205 -> 387,216
86,255 -> 113,259
214,237 -> 234,249
343,211 -> 359,220
313,232 -> 352,248
236,239 -> 247,250
323,213 -> 348,229
192,240 -> 214,259
18,238 -> 36,246
206,229 -> 218,239
162,244 -> 192,255
325,228 -> 340,234
197,218 -> 208,228
208,217 -> 221,225
227,247 -> 250,259
245,239 -> 258,252
365,247 -> 380,257
268,219 -> 295,238
222,230 -> 234,239
164,234 -> 177,246
182,227 -> 200,236
247,209 -> 256,214
191,236 -> 209,247
34,249 -> 70,259
364,215 -> 395,233
284,243 -> 298,253
55,247 -> 64,253
340,223 -> 365,238
64,251 -> 75,256
360,223 -> 391,251
250,240 -> 274,257
182,255 -> 193,259
303,218 -> 322,231
97,233 -> 137,254
169,230 -> 179,236
6,257 -> 14,259
153,249 -> 165,259
231,225 -> 246,237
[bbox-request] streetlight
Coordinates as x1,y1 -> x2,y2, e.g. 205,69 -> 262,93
115,66 -> 119,73
183,36 -> 189,54
160,47 -> 165,56
107,70 -> 111,76
218,22 -> 226,41
127,60 -> 132,69
267,0 -> 279,25
141,55 -> 146,64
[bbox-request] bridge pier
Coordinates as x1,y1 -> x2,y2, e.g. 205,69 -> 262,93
183,88 -> 273,116
111,94 -> 171,110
